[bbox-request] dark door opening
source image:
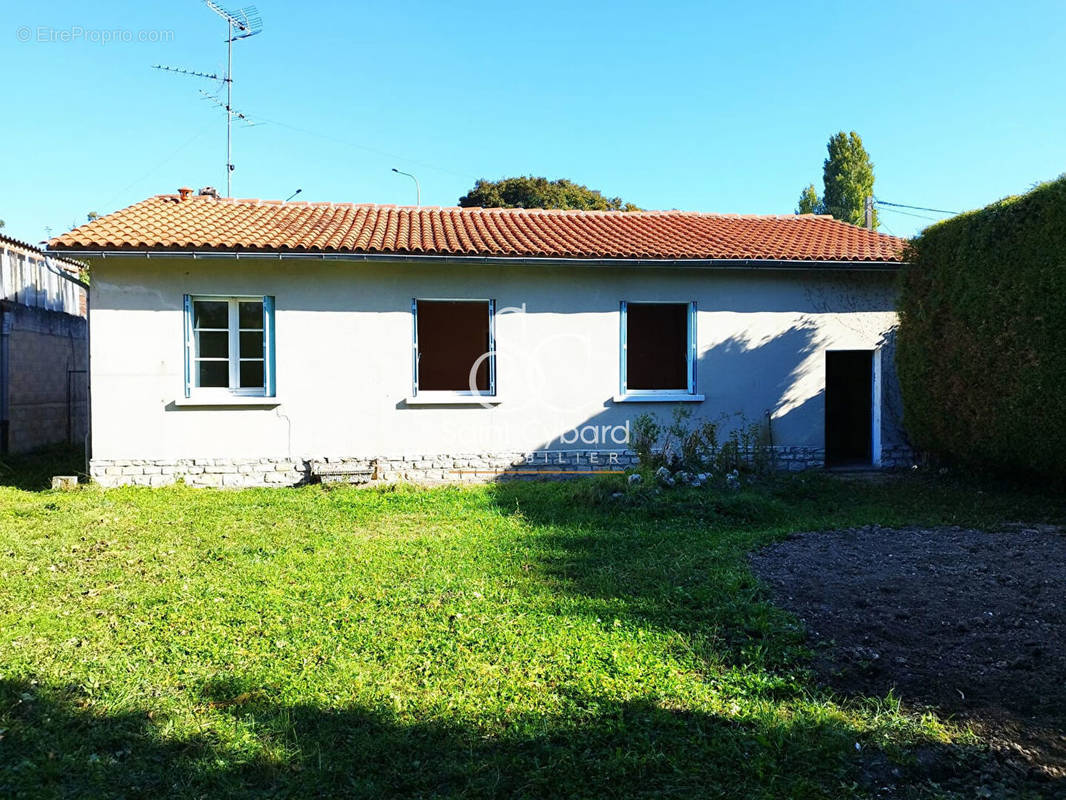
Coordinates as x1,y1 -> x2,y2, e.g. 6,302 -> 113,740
825,350 -> 873,467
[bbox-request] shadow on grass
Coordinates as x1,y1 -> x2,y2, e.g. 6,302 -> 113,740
0,445 -> 85,491
0,677 -> 908,799
5,677 -> 1052,799
483,478 -> 1066,796
485,475 -> 1066,664
487,477 -> 811,674
0,448 -> 85,492
4,477 -> 1062,797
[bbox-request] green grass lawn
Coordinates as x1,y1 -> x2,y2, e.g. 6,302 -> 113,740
0,452 -> 1062,798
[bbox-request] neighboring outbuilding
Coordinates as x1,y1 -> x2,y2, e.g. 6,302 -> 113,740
0,233 -> 88,454
49,187 -> 911,487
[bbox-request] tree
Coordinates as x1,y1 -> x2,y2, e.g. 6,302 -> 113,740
796,131 -> 877,228
796,184 -> 822,215
459,176 -> 640,211
821,131 -> 876,227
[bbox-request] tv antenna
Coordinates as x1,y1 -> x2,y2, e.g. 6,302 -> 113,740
152,1 -> 262,197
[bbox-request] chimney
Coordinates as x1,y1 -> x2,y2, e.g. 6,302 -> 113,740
177,186 -> 193,201
198,186 -> 220,200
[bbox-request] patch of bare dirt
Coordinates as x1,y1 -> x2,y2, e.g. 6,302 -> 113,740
751,523 -> 1066,797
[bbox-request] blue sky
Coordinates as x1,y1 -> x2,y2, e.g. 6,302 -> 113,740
3,1 -> 1064,244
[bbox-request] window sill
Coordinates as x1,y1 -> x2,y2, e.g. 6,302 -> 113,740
171,396 -> 282,408
404,395 -> 501,406
612,393 -> 705,403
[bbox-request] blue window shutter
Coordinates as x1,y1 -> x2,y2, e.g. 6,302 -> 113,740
619,301 -> 628,395
689,300 -> 697,394
411,298 -> 419,395
183,294 -> 192,398
263,295 -> 276,396
488,299 -> 496,395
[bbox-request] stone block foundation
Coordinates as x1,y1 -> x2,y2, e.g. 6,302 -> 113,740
90,445 -> 915,488
91,458 -> 308,488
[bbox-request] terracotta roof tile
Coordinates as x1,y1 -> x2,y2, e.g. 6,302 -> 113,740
48,193 -> 906,262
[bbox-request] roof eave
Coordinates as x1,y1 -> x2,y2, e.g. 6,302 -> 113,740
46,248 -> 906,271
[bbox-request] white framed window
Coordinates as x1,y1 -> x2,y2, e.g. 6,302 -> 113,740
619,301 -> 698,398
411,298 -> 495,398
183,295 -> 275,398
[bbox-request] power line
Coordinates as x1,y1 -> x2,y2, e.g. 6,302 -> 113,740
247,112 -> 478,182
877,206 -> 941,222
96,123 -> 215,211
874,198 -> 959,215
877,218 -> 897,236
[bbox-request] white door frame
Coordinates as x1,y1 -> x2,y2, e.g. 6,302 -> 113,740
824,348 -> 882,467
871,348 -> 883,467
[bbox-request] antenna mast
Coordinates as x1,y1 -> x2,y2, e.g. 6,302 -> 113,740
153,1 -> 262,197
205,1 -> 262,196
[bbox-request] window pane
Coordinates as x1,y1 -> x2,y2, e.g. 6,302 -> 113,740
240,331 -> 264,359
197,330 -> 229,359
198,360 -> 229,388
416,301 -> 490,391
194,300 -> 228,329
239,301 -> 264,329
626,303 -> 689,391
240,360 -> 264,389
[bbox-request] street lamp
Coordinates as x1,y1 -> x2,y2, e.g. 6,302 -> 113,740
391,168 -> 421,206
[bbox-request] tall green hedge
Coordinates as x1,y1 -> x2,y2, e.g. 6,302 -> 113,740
897,176 -> 1066,481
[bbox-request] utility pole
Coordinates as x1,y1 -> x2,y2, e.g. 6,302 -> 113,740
864,196 -> 874,230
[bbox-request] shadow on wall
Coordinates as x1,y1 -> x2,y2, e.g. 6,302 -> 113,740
461,315 -> 917,482
878,325 -> 907,451
464,321 -> 829,480
698,320 -> 825,446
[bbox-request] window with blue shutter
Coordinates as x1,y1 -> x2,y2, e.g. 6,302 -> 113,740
183,294 -> 276,397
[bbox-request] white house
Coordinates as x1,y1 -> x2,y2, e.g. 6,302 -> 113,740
49,187 -> 910,487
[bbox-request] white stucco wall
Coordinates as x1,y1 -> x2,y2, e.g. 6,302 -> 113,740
88,257 -> 906,465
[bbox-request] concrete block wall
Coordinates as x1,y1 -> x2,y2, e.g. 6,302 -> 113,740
2,303 -> 88,453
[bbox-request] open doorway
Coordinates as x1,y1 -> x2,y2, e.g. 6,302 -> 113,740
825,350 -> 874,467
